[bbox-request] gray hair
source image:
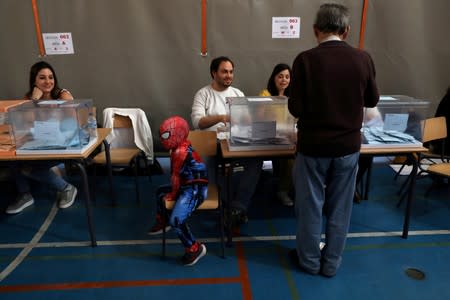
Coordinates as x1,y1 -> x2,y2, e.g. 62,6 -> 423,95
314,3 -> 350,35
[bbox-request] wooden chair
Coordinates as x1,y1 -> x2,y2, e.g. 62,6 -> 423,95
397,116 -> 449,205
419,117 -> 450,196
394,117 -> 450,181
161,130 -> 225,258
91,113 -> 149,206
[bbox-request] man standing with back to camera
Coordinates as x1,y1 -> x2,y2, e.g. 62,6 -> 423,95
288,3 -> 379,277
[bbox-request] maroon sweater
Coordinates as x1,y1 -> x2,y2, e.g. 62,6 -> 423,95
288,40 -> 379,157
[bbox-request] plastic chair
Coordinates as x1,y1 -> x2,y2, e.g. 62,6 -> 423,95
161,130 -> 225,258
92,109 -> 152,206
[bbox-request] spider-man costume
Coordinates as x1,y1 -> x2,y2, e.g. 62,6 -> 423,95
156,116 -> 208,248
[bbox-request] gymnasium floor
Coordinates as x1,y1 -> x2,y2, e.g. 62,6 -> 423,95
0,162 -> 449,300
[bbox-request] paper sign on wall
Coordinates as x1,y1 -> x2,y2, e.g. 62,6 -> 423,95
272,17 -> 300,39
42,32 -> 75,55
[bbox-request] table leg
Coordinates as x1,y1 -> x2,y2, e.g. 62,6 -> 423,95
102,141 -> 115,206
224,162 -> 233,246
75,161 -> 97,247
402,153 -> 418,239
363,157 -> 373,200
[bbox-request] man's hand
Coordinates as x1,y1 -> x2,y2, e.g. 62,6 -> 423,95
220,114 -> 230,125
198,114 -> 230,129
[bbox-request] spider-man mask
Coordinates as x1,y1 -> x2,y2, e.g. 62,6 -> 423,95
159,116 -> 189,150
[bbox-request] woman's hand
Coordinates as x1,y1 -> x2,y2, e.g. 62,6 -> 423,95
31,86 -> 43,100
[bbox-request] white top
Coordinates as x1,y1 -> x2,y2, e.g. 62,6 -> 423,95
103,108 -> 153,160
320,35 -> 342,43
191,84 -> 244,137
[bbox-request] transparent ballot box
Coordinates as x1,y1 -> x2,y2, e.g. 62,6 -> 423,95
8,99 -> 96,154
0,123 -> 15,155
0,100 -> 29,125
226,96 -> 296,151
362,95 -> 430,148
0,100 -> 30,156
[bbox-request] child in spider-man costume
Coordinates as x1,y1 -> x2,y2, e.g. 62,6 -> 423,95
148,116 -> 208,266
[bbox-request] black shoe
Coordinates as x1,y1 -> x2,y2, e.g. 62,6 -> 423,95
181,243 -> 207,266
353,190 -> 362,203
231,208 -> 248,225
147,214 -> 171,235
225,208 -> 248,228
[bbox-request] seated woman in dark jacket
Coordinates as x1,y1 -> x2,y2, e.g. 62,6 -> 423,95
430,86 -> 450,155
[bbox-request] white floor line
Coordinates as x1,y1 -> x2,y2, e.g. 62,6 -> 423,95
1,229 -> 450,250
0,204 -> 59,282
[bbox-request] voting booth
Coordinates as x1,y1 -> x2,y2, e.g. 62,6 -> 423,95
362,95 -> 430,147
8,99 -> 96,154
226,96 -> 296,151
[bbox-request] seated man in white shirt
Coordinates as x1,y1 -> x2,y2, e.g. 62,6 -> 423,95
191,56 -> 263,225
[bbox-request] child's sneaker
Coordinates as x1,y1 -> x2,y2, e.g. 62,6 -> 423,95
147,214 -> 171,235
181,243 -> 207,266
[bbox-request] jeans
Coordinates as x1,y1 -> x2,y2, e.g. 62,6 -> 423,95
293,152 -> 359,275
12,161 -> 69,194
208,155 -> 263,213
229,158 -> 263,212
273,158 -> 294,193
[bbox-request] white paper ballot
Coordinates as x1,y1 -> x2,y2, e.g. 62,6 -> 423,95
33,120 -> 63,143
252,121 -> 276,139
38,100 -> 66,105
383,113 -> 409,132
247,97 -> 273,102
380,96 -> 398,101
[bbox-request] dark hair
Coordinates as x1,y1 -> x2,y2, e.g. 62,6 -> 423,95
26,61 -> 62,99
314,3 -> 350,35
266,63 -> 292,97
210,56 -> 234,79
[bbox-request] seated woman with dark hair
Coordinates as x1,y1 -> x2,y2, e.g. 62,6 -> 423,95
430,86 -> 450,155
259,63 -> 295,206
6,61 -> 78,214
